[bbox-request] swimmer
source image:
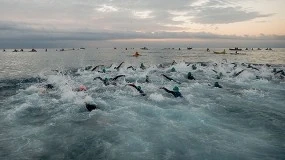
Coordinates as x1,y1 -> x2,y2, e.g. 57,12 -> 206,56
274,69 -> 285,76
114,62 -> 124,70
133,52 -> 141,57
216,72 -> 223,79
192,64 -> 197,70
127,66 -> 136,71
247,64 -> 259,71
214,82 -> 222,88
107,64 -> 113,69
161,74 -> 181,84
212,70 -> 218,74
98,68 -> 106,73
85,66 -> 93,70
91,65 -> 104,71
94,77 -> 110,85
146,75 -> 150,83
73,85 -> 87,92
45,84 -> 54,89
127,84 -> 146,96
172,60 -> 177,65
94,75 -> 125,86
160,86 -> 183,98
233,70 -> 245,77
187,72 -> 195,80
140,63 -> 146,70
170,67 -> 176,72
85,103 -> 97,112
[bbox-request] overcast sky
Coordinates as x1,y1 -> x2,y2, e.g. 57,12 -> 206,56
0,0 -> 284,48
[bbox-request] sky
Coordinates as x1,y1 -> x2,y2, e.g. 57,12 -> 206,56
0,0 -> 285,48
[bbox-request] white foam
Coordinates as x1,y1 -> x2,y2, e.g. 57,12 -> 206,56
149,93 -> 165,102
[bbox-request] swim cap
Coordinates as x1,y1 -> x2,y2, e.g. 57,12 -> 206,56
137,86 -> 141,90
171,67 -> 176,72
188,72 -> 192,76
79,85 -> 87,91
103,68 -> 106,73
173,86 -> 179,92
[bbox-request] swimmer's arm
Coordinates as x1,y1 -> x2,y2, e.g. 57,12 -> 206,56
159,87 -> 174,94
93,77 -> 103,81
112,75 -> 125,81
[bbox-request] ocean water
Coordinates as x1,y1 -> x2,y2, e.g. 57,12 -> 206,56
0,48 -> 285,160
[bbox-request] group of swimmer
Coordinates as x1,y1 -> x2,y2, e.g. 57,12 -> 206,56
3,48 -> 38,52
41,59 -> 284,112
44,61 -> 246,112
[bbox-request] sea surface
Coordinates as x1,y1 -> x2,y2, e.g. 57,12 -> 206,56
0,48 -> 285,160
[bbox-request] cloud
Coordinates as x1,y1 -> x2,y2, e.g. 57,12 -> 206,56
96,4 -> 118,13
0,0 -> 282,48
191,6 -> 273,24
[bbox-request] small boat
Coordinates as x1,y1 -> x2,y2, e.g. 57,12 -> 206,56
187,47 -> 192,50
213,49 -> 226,54
229,48 -> 242,51
140,47 -> 148,50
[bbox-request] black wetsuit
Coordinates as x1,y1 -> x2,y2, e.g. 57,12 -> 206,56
160,87 -> 182,98
86,103 -> 97,112
114,62 -> 124,70
233,70 -> 245,77
94,75 -> 125,86
214,82 -> 223,88
91,65 -> 104,71
127,84 -> 146,96
247,64 -> 259,71
187,74 -> 195,80
146,76 -> 150,83
162,74 -> 181,84
127,66 -> 136,71
45,84 -> 54,89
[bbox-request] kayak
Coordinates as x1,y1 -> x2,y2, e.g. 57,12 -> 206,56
213,50 -> 226,54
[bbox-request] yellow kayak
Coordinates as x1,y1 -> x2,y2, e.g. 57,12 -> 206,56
213,49 -> 226,54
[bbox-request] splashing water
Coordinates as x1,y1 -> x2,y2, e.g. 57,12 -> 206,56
0,48 -> 285,159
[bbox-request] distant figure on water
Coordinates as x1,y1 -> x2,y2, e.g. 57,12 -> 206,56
187,72 -> 195,80
29,49 -> 37,52
140,63 -> 146,70
160,86 -> 183,98
133,52 -> 141,57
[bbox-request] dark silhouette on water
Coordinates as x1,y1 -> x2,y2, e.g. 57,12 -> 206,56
127,84 -> 146,96
161,74 -> 181,84
160,86 -> 183,98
